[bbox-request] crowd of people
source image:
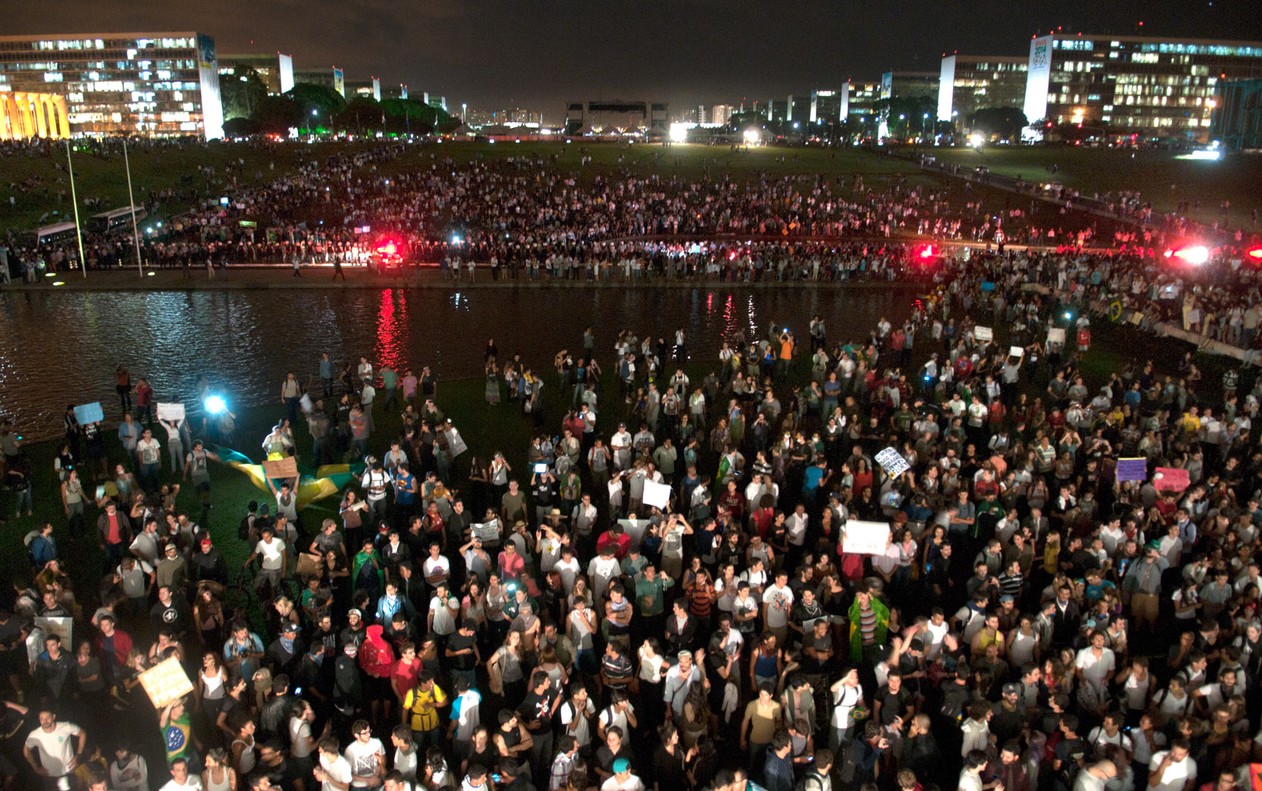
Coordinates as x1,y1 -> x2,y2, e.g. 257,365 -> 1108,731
4,225 -> 1262,791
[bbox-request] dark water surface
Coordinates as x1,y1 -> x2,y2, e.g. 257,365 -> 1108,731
1,287 -> 915,438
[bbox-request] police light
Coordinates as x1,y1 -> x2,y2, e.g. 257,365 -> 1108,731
1247,246 -> 1262,261
377,241 -> 398,256
1168,245 -> 1210,266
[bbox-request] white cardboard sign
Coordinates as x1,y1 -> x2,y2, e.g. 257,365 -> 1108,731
841,520 -> 891,556
642,480 -> 672,510
974,326 -> 993,342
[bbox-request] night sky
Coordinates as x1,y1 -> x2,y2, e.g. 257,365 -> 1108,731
8,0 -> 1262,119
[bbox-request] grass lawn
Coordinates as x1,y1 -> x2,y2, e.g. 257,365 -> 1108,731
925,145 -> 1262,232
0,140 -> 380,236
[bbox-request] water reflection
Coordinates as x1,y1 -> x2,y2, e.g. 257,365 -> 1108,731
0,287 -> 913,438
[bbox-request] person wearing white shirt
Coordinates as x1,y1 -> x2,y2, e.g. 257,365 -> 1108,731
343,721 -> 386,789
157,758 -> 203,791
315,738 -> 354,791
1148,741 -> 1197,791
24,710 -> 87,786
762,574 -> 795,642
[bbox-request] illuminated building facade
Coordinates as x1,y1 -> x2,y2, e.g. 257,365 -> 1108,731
809,90 -> 842,124
219,52 -> 294,94
0,92 -> 70,140
937,55 -> 1028,123
0,32 -> 223,139
846,81 -> 882,121
1211,80 -> 1262,150
1023,33 -> 1262,140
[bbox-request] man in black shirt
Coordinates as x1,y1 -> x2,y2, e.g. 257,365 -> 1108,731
518,670 -> 559,780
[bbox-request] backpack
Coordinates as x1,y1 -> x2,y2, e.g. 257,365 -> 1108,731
238,514 -> 254,541
795,771 -> 826,791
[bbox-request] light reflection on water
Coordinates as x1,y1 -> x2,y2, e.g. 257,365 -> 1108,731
0,287 -> 912,438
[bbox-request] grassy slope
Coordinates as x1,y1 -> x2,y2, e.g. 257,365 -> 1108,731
926,146 -> 1262,231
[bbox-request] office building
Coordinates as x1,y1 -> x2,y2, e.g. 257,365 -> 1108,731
0,32 -> 223,139
810,90 -> 842,123
846,81 -> 882,122
294,66 -> 345,97
881,71 -> 939,102
711,104 -> 733,125
219,52 -> 293,94
786,94 -> 811,123
937,55 -> 1027,123
1211,79 -> 1262,149
346,78 -> 381,102
768,98 -> 789,121
1023,32 -> 1262,140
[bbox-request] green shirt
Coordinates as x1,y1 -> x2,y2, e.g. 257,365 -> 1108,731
636,576 -> 669,616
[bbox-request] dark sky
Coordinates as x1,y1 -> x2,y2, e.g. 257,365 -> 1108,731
9,0 -> 1262,120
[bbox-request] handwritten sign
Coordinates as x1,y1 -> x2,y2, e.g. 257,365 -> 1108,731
1009,346 -> 1025,358
642,480 -> 672,510
156,403 -> 185,422
974,326 -> 993,342
1047,327 -> 1066,344
262,457 -> 299,480
138,656 -> 194,708
1116,458 -> 1148,483
1153,467 -> 1190,493
875,447 -> 910,477
471,520 -> 501,544
841,520 -> 891,556
73,402 -> 104,425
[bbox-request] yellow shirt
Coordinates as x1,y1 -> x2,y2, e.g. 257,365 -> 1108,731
404,684 -> 448,732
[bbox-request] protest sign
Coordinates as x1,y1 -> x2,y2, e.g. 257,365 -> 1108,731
262,457 -> 299,480
875,447 -> 910,477
156,403 -> 185,422
1009,346 -> 1025,358
1116,458 -> 1148,483
974,326 -> 993,342
643,480 -> 672,510
138,656 -> 194,709
73,402 -> 104,425
1153,467 -> 1190,492
1047,328 -> 1066,344
471,520 -> 501,544
841,520 -> 891,556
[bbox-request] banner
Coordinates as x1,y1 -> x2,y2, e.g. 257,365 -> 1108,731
138,656 -> 194,709
1047,328 -> 1066,344
1153,467 -> 1190,493
1116,458 -> 1148,483
875,447 -> 910,477
73,402 -> 104,425
841,520 -> 891,556
642,480 -> 672,510
262,457 -> 299,480
974,326 -> 993,342
156,402 -> 185,422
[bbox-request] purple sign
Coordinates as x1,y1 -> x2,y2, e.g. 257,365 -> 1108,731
1116,458 -> 1147,483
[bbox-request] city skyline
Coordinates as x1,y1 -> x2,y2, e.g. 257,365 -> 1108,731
6,0 -> 1260,114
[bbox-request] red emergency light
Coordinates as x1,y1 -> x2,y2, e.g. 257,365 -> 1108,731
377,241 -> 398,255
1248,246 -> 1262,261
915,244 -> 936,260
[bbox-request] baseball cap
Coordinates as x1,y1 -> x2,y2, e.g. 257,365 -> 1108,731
999,594 -> 1014,603
1002,683 -> 1021,696
200,537 -> 213,547
348,609 -> 363,619
612,758 -> 631,774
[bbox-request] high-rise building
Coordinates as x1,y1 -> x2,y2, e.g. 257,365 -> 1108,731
1023,32 -> 1262,140
1211,80 -> 1262,149
937,55 -> 1028,123
0,32 -> 223,139
787,94 -> 811,123
710,104 -> 733,125
768,98 -> 789,121
294,66 -> 344,96
219,52 -> 293,94
810,90 -> 842,123
846,81 -> 882,121
881,71 -> 939,102
346,78 -> 381,102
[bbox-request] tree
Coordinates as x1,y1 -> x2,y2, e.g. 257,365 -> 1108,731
223,117 -> 261,138
286,83 -> 348,131
252,94 -> 300,135
968,107 -> 1029,141
219,66 -> 269,121
336,97 -> 385,136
